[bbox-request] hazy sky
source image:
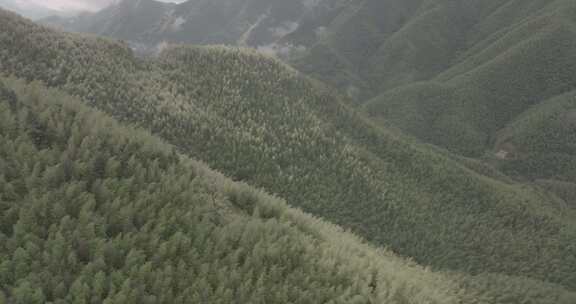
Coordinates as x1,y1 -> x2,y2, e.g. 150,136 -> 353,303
20,0 -> 185,12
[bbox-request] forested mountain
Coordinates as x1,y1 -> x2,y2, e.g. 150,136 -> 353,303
1,8 -> 576,300
4,66 -> 576,304
42,0 -> 318,53
40,0 -> 576,190
284,0 -> 576,188
359,0 -> 576,185
0,77 -> 469,303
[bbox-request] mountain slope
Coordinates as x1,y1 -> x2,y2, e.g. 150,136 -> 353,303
43,0 -> 317,51
364,0 -> 576,184
495,89 -> 576,202
286,0 -> 576,185
286,0 -> 567,97
40,0 -> 576,186
0,77 -> 467,304
1,9 -> 576,292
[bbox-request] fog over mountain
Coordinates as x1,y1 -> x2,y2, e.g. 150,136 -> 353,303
41,0 -> 323,56
0,0 -> 184,19
0,0 -> 61,18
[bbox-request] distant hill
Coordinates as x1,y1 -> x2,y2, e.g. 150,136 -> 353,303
359,0 -> 576,188
42,0 -> 319,53
2,9 -> 576,297
254,0 -> 576,189
0,0 -> 70,19
41,0 -> 576,190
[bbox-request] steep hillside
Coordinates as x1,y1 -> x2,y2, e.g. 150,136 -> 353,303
364,0 -> 576,185
282,0 -> 576,186
1,9 -> 576,293
496,90 -> 576,200
286,0 -> 569,97
39,0 -> 576,180
0,77 -> 466,304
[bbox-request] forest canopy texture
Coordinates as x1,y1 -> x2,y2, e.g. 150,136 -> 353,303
0,1 -> 576,303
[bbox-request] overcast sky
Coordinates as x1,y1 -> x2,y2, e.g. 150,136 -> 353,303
19,0 -> 185,12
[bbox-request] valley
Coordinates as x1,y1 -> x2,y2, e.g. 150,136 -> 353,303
0,1 -> 575,302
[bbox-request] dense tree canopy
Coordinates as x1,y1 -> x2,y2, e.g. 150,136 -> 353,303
353,0 -> 576,185
0,7 -> 575,300
0,77 -> 470,303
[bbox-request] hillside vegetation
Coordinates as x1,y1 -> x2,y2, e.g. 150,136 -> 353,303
267,0 -> 576,188
322,0 -> 576,185
1,8 -> 576,296
0,77 -> 469,303
287,0 -> 574,97
35,0 -> 576,186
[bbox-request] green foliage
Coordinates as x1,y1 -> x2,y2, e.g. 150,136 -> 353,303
457,273 -> 576,304
359,0 -> 576,185
42,0 -> 576,186
496,91 -> 576,182
1,7 -> 576,298
0,78 -> 462,303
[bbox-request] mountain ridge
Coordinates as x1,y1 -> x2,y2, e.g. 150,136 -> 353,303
42,0 -> 320,53
364,0 -> 576,187
0,76 -> 472,303
2,8 -> 576,296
